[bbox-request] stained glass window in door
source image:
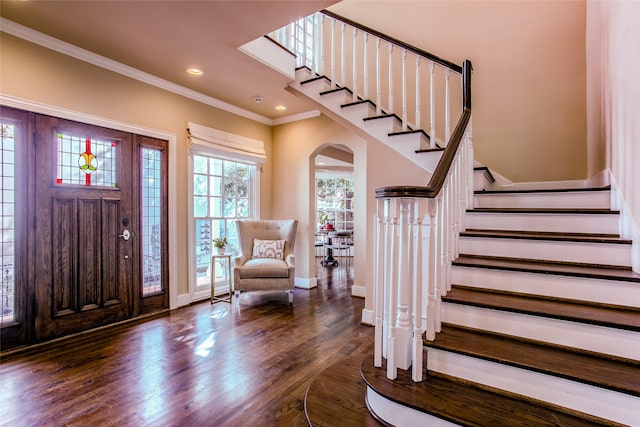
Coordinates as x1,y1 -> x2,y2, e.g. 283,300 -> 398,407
1,123 -> 15,323
141,147 -> 162,296
56,133 -> 117,187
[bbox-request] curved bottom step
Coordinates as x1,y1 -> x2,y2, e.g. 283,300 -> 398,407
304,355 -> 384,426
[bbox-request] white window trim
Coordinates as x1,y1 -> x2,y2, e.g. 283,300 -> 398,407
187,123 -> 262,303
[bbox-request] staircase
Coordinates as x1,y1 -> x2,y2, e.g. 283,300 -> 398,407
306,187 -> 640,426
281,13 -> 639,426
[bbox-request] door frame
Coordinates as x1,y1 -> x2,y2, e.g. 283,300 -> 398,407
1,95 -> 178,309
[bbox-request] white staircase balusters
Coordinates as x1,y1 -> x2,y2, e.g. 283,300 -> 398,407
388,43 -> 394,116
375,37 -> 382,115
415,57 -> 421,130
352,28 -> 358,102
340,22 -> 346,88
363,33 -> 369,100
429,61 -> 436,149
401,49 -> 408,131
444,69 -> 451,144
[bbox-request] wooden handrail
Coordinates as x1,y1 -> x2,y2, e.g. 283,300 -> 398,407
376,60 -> 473,199
321,10 -> 463,74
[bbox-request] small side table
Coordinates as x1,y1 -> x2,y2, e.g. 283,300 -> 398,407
211,253 -> 233,303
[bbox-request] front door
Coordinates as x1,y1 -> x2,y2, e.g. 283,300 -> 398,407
33,115 -> 135,340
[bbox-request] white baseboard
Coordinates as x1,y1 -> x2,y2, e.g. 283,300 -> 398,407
361,308 -> 374,325
295,276 -> 318,289
177,293 -> 192,308
351,284 -> 366,298
610,171 -> 640,273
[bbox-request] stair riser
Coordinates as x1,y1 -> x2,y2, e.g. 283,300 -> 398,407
367,388 -> 458,427
459,237 -> 632,267
474,191 -> 611,209
465,212 -> 620,234
451,265 -> 640,308
381,135 -> 441,173
427,348 -> 640,426
441,302 -> 640,360
341,103 -> 375,123
386,131 -> 429,150
319,90 -> 353,110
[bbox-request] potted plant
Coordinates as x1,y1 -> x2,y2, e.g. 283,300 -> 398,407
213,237 -> 228,255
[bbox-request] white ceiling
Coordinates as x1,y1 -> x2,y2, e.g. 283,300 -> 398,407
0,0 -> 338,121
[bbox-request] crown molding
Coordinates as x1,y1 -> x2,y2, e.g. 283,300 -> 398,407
1,17 -> 273,126
272,109 -> 321,126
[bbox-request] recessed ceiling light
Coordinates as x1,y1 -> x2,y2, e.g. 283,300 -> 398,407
275,105 -> 287,111
186,68 -> 204,76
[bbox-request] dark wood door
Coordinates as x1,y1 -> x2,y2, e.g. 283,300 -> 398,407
33,115 -> 136,340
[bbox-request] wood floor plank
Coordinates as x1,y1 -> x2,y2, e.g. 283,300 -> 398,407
0,259 -> 370,427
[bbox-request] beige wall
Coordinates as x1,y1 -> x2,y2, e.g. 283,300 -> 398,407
586,0 -> 640,267
272,114 -> 429,309
0,34 -> 274,298
328,0 -> 588,183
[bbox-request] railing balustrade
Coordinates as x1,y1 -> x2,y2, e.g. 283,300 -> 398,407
272,11 -> 473,383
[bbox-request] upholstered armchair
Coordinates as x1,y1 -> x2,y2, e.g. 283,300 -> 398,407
233,219 -> 298,303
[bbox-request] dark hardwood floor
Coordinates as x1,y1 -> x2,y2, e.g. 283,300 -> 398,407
0,258 -> 372,427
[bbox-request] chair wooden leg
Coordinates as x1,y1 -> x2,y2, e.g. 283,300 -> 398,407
287,289 -> 293,304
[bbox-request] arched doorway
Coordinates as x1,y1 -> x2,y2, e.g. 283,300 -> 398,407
313,144 -> 354,284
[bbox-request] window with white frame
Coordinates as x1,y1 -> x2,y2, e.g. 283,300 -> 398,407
192,155 -> 257,295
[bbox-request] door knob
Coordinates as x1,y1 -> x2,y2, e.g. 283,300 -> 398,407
119,229 -> 131,241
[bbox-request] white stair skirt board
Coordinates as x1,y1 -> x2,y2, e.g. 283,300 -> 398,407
451,266 -> 640,308
441,302 -> 640,360
465,211 -> 620,234
458,236 -> 632,267
426,349 -> 640,427
366,387 -> 460,427
473,191 -> 611,209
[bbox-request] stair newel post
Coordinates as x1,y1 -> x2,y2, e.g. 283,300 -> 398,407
395,198 -> 413,371
415,56 -> 421,131
340,22 -> 346,88
388,43 -> 394,115
375,38 -> 382,115
401,49 -> 408,131
426,197 -> 438,341
374,199 -> 385,368
444,68 -> 451,145
411,198 -> 427,382
330,18 -> 337,87
386,198 -> 399,380
363,33 -> 369,100
352,27 -> 358,102
429,61 -> 437,149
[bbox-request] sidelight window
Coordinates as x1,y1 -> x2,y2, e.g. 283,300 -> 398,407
1,123 -> 15,323
141,147 -> 163,296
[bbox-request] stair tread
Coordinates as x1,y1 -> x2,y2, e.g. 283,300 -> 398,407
305,355 -> 383,427
476,186 -> 611,195
460,229 -> 630,244
361,352 -> 617,426
469,207 -> 619,214
444,285 -> 640,331
426,324 -> 640,396
454,254 -> 640,282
